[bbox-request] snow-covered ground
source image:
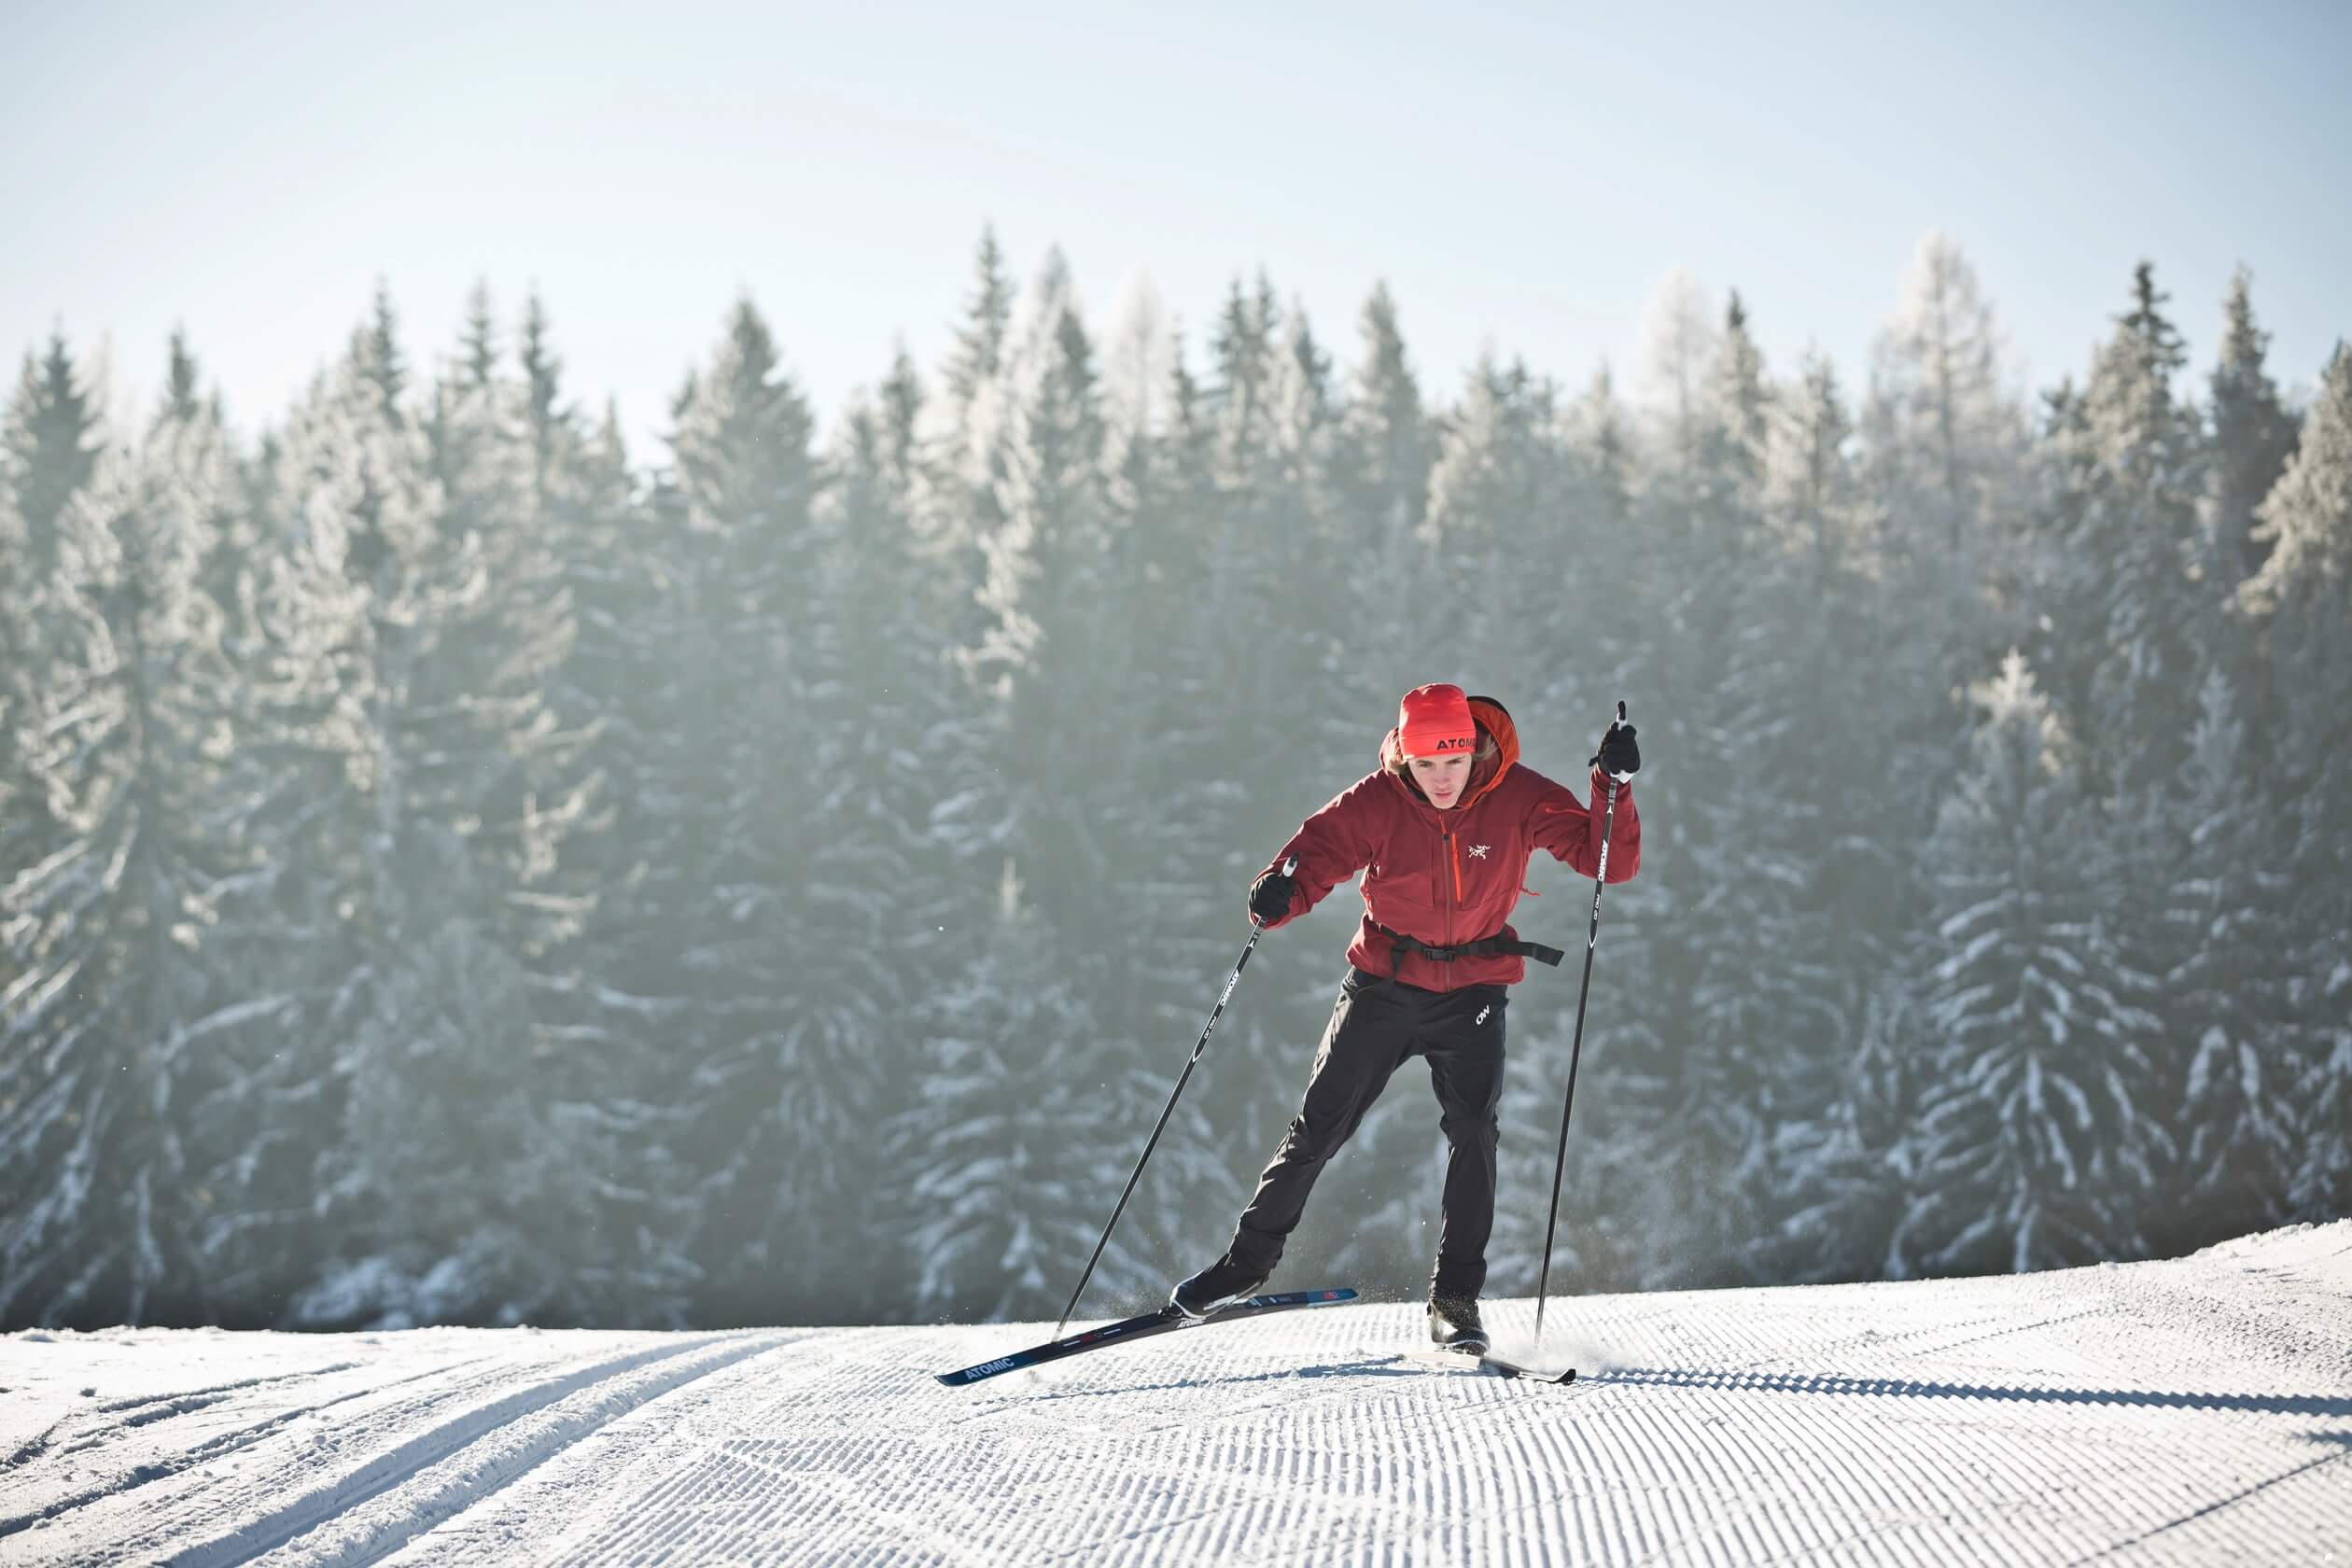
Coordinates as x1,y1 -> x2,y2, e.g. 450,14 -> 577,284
5,1223 -> 2347,1567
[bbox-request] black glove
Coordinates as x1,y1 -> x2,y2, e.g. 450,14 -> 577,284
1248,866 -> 1296,926
1591,720 -> 1640,780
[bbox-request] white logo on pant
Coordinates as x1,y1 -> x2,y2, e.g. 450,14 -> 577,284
1476,1004 -> 1491,1026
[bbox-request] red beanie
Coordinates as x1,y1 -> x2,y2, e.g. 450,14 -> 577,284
1398,683 -> 1477,757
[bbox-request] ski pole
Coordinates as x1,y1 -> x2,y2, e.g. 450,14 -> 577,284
1055,858 -> 1295,1337
1533,703 -> 1627,1345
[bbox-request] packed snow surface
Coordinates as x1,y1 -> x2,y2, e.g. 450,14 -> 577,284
5,1224 -> 2347,1566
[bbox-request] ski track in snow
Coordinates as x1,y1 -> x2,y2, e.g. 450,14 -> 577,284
1,1225 -> 2346,1567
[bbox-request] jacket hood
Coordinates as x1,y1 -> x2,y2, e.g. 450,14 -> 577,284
1382,693 -> 1519,810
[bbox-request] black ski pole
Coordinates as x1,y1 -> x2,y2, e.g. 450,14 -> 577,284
1533,703 -> 1628,1345
1055,858 -> 1295,1337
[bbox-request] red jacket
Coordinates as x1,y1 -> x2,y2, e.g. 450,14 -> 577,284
1256,696 -> 1640,991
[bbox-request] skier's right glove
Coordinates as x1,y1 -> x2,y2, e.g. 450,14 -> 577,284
1248,866 -> 1296,926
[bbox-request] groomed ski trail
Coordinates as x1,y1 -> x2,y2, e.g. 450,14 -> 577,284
4,1222 -> 2347,1566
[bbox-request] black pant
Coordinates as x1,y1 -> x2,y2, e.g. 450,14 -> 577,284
1226,968 -> 1508,1300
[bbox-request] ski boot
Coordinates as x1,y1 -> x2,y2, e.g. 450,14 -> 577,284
1170,1253 -> 1268,1320
1428,1295 -> 1489,1355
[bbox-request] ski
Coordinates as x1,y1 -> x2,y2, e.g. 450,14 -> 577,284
1406,1348 -> 1576,1384
936,1287 -> 1358,1387
1478,1353 -> 1575,1384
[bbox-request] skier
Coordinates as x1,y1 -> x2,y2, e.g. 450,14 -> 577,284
1170,683 -> 1641,1354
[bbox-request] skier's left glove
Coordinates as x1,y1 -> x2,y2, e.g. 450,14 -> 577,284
1248,866 -> 1296,926
1591,721 -> 1640,781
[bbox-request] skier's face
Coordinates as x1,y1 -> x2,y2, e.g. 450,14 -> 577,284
1408,752 -> 1474,810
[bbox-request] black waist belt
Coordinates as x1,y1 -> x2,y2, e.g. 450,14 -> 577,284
1372,921 -> 1565,970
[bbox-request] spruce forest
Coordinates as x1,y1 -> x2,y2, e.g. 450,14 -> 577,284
3,231 -> 2345,1332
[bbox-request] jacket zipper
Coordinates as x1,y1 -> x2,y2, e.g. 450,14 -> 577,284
1439,820 -> 1461,946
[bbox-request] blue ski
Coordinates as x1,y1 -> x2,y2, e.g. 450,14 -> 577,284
936,1287 -> 1358,1387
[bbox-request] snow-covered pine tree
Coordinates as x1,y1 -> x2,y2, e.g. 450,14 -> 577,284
817,357 -> 984,1319
175,296 -> 616,1329
239,321 -> 504,1329
1634,268 -> 1718,485
924,230 -> 1021,666
0,338 -> 91,962
831,347 -> 971,872
1698,292 -> 1771,523
1320,287 -> 1448,787
2205,270 -> 2302,592
641,298 -> 882,1323
1768,351 -> 1873,586
1862,231 -> 2024,577
1857,235 -> 2025,857
1268,296 -> 1336,507
943,256 -> 1221,1313
6,332 -> 103,579
2063,263 -> 2210,791
0,357 -> 249,1325
1337,283 -> 1434,549
2146,665 -> 2298,1255
1422,354 -> 1561,661
2077,267 -> 2227,1181
419,284 -> 603,975
2018,375 -> 2099,726
509,298 -> 699,1325
151,331 -> 259,629
1568,363 -> 1634,529
2201,270 -> 2303,771
1316,287 -> 1439,754
0,475 -> 33,870
1613,290 -> 1787,1288
1740,349 -> 1917,1283
1099,273 -> 1174,528
1265,295 -> 1363,768
1834,239 -> 2023,1034
2235,343 -> 2352,1224
1208,275 -> 1282,500
190,360 -> 385,1321
1892,651 -> 2166,1277
963,251 -> 1108,703
942,225 -> 1015,430
391,288 -> 655,1323
357,281 -> 409,426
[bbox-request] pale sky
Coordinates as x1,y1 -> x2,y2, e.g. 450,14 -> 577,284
7,0 -> 2346,462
